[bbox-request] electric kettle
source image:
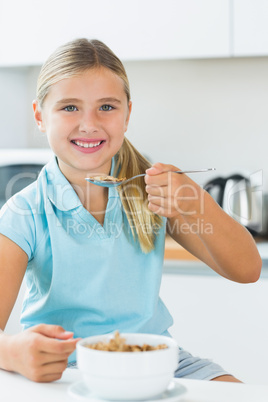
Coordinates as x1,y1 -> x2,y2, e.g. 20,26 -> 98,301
204,174 -> 264,236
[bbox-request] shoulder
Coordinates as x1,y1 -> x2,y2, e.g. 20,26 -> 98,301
0,162 -> 54,260
2,170 -> 45,216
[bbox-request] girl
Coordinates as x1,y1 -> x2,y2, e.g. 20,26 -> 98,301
0,39 -> 261,383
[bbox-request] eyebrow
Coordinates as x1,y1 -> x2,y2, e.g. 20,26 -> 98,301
55,97 -> 122,105
55,98 -> 82,105
98,97 -> 122,104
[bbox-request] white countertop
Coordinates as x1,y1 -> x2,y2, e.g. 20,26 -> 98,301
1,368 -> 268,402
257,241 -> 268,259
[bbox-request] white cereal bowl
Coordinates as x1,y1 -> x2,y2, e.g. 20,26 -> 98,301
76,333 -> 179,400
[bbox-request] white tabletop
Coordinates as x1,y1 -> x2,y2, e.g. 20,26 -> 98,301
1,368 -> 268,402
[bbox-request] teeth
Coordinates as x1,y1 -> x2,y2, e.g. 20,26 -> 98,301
74,140 -> 101,148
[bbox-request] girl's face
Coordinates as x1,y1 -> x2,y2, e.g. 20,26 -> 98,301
33,67 -> 132,181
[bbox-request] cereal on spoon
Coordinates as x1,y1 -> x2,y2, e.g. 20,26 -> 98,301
87,175 -> 126,183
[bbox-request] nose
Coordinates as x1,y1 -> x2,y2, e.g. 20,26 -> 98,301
79,110 -> 100,134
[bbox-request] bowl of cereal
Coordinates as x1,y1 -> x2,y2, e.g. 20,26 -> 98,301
76,331 -> 179,400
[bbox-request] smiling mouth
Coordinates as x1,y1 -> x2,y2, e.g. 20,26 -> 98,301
71,140 -> 104,149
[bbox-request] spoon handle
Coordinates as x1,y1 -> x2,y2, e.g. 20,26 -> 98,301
174,168 -> 216,174
140,168 -> 216,178
124,168 -> 216,183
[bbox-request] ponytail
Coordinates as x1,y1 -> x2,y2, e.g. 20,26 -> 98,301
114,138 -> 163,253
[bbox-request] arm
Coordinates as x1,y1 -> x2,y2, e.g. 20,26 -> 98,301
0,234 -> 79,382
145,163 -> 262,283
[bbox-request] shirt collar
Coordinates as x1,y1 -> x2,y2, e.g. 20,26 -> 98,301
45,156 -> 119,212
45,157 -> 82,211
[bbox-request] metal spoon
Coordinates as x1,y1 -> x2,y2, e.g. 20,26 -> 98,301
85,168 -> 216,188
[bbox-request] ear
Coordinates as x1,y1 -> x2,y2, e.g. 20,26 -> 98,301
32,100 -> 46,132
124,101 -> 132,132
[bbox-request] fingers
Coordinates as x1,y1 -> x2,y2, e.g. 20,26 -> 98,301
146,184 -> 169,197
145,162 -> 183,199
8,325 -> 80,383
28,324 -> 78,355
145,163 -> 181,187
147,194 -> 175,217
39,351 -> 70,365
29,358 -> 69,383
145,162 -> 201,218
38,336 -> 79,355
146,162 -> 178,175
30,324 -> 82,356
26,335 -> 78,383
31,324 -> 74,340
28,324 -> 78,366
27,337 -> 78,382
37,372 -> 64,383
145,164 -> 181,217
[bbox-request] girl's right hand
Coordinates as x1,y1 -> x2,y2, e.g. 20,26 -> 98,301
4,324 -> 79,382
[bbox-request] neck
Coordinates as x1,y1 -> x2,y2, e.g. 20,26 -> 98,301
56,158 -> 110,221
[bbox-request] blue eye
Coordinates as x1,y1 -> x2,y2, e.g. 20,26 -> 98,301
64,105 -> 78,112
100,105 -> 113,111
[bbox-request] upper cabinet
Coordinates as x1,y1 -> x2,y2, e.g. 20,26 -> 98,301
0,0 -> 230,66
2,0 -> 268,66
232,0 -> 268,56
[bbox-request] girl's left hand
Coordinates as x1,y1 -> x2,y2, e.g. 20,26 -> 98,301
145,162 -> 204,219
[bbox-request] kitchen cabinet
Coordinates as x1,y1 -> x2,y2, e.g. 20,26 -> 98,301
0,0 -> 230,66
160,272 -> 268,385
233,0 -> 268,56
3,1 -> 268,65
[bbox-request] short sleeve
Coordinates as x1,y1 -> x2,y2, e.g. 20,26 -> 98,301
0,192 -> 36,260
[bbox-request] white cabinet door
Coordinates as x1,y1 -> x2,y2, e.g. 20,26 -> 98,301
233,0 -> 268,56
160,272 -> 268,385
0,0 -> 230,66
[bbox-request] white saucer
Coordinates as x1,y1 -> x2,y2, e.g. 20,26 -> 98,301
68,380 -> 187,402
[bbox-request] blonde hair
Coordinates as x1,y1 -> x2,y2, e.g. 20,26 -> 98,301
36,38 -> 163,252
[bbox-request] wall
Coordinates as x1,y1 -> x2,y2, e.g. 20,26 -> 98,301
125,57 -> 268,190
0,68 -> 29,148
1,56 -> 268,190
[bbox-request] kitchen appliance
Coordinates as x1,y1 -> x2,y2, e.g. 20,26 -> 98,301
0,148 -> 52,208
204,173 -> 265,236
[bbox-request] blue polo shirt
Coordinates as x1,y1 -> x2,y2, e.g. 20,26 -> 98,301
0,157 -> 173,361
